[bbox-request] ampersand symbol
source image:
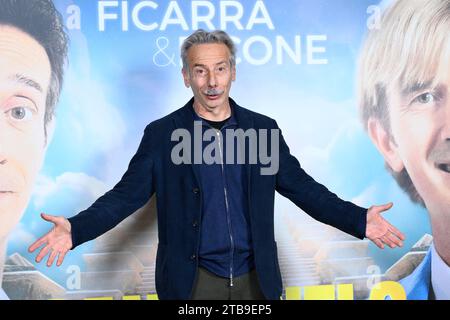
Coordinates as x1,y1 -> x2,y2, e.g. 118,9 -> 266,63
153,37 -> 176,67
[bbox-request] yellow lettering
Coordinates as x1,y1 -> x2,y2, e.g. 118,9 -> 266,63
285,286 -> 301,300
303,284 -> 335,300
123,295 -> 141,300
336,284 -> 353,300
146,294 -> 159,300
369,281 -> 406,300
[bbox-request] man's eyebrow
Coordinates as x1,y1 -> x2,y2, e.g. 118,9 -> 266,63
401,80 -> 432,96
9,74 -> 43,93
193,63 -> 207,68
193,61 -> 228,68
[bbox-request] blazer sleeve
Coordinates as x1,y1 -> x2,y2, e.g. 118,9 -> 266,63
274,121 -> 367,239
68,125 -> 155,248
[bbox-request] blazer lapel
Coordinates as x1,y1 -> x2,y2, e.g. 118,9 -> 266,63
172,98 -> 202,187
232,100 -> 255,210
172,98 -> 256,197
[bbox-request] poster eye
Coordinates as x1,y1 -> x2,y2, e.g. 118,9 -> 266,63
8,107 -> 33,121
415,93 -> 435,104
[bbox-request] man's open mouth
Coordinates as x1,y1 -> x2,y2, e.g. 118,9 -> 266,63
436,163 -> 450,173
204,90 -> 224,99
205,93 -> 221,98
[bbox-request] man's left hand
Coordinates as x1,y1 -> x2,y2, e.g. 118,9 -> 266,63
365,202 -> 405,249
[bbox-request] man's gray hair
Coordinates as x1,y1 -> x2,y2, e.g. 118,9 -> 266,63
181,29 -> 237,71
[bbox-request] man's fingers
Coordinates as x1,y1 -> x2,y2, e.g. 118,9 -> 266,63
28,235 -> 48,253
388,224 -> 405,241
56,250 -> 68,267
36,245 -> 52,263
386,232 -> 403,247
381,235 -> 397,248
375,202 -> 393,213
373,238 -> 384,249
41,213 -> 60,224
381,233 -> 404,248
47,249 -> 58,267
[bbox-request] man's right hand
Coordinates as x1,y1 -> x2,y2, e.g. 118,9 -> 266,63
28,213 -> 73,267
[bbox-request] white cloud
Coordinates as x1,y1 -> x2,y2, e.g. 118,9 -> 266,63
300,118 -> 362,174
351,175 -> 417,210
8,223 -> 37,247
63,74 -> 127,155
351,182 -> 383,207
32,172 -> 108,209
233,79 -> 361,152
58,28 -> 127,156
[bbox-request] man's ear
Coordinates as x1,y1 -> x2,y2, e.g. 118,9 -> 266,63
367,117 -> 404,172
182,68 -> 190,88
44,118 -> 56,151
231,65 -> 236,82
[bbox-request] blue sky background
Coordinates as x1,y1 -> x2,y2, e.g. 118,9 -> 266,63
7,0 -> 431,289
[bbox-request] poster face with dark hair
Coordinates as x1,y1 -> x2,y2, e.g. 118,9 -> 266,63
2,0 -> 447,300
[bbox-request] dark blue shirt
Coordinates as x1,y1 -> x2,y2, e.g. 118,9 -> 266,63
191,106 -> 254,279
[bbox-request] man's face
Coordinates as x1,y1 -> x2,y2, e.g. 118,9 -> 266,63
0,26 -> 51,239
377,71 -> 450,218
182,43 -> 236,112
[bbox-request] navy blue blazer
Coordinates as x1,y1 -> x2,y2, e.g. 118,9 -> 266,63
68,98 -> 367,300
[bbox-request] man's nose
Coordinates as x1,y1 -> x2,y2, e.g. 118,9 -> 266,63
207,71 -> 218,87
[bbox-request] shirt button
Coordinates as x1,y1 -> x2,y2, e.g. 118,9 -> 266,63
190,254 -> 197,260
192,221 -> 199,228
192,187 -> 200,194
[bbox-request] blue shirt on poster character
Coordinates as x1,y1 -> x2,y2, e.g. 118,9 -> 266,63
0,287 -> 9,300
400,243 -> 450,300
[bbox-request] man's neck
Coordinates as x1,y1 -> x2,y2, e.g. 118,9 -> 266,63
431,243 -> 450,300
193,100 -> 231,122
430,216 -> 450,266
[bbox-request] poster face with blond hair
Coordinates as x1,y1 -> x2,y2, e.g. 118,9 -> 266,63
2,0 -> 447,300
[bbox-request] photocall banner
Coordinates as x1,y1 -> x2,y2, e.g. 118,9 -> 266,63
3,0 -> 446,300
